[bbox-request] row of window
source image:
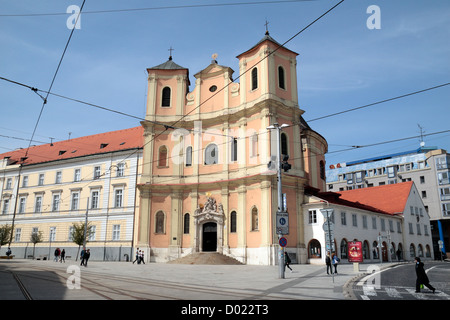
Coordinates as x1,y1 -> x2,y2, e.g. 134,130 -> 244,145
158,66 -> 288,108
155,209 -> 259,235
309,209 -> 429,236
308,238 -> 432,259
2,188 -> 125,215
13,225 -> 122,243
2,163 -> 126,190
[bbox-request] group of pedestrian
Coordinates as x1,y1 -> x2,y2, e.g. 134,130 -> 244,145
80,248 -> 90,267
53,248 -> 66,263
325,252 -> 340,275
132,248 -> 145,264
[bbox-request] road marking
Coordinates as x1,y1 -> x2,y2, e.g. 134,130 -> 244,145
385,287 -> 401,298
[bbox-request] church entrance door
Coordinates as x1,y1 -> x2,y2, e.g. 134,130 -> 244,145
202,222 -> 217,252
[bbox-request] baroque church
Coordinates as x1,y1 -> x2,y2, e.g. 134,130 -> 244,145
136,31 -> 328,265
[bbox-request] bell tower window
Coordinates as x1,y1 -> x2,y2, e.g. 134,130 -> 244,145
162,87 -> 171,107
251,67 -> 258,90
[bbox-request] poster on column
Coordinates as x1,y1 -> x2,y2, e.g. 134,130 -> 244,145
348,241 -> 363,262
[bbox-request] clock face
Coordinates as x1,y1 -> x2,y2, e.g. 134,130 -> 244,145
209,85 -> 217,92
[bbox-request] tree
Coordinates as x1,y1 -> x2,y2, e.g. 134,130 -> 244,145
0,224 -> 13,250
30,231 -> 44,259
70,222 -> 94,261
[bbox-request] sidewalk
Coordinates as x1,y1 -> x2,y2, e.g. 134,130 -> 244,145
0,258 -> 398,300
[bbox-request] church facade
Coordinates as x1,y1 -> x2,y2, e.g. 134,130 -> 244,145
136,32 -> 328,265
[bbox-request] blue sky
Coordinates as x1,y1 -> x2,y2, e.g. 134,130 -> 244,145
1,0 -> 449,166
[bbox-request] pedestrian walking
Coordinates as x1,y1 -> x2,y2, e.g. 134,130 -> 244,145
60,249 -> 66,263
332,254 -> 340,274
133,248 -> 139,264
80,248 -> 85,266
140,250 -> 145,264
284,252 -> 292,273
81,249 -> 90,267
54,248 -> 60,262
414,257 -> 435,293
326,253 -> 333,275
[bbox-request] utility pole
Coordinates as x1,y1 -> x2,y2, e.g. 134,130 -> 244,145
267,123 -> 289,279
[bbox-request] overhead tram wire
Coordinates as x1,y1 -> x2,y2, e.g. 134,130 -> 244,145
306,82 -> 450,122
0,1 -> 316,17
7,0 -> 86,249
1,1 -> 345,180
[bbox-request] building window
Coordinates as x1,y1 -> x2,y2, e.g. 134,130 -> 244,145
387,166 -> 396,178
93,166 -> 101,180
71,192 -> 79,210
19,197 -> 26,214
362,215 -> 368,229
381,218 -> 386,231
204,144 -> 219,165
35,196 -> 42,213
38,173 -> 44,186
112,225 -> 120,240
231,138 -> 238,162
251,67 -> 258,90
6,178 -> 12,189
49,227 -> 56,242
340,239 -> 348,259
320,161 -> 325,180
2,199 -> 9,215
74,169 -> 81,182
230,211 -> 237,233
278,66 -> 286,90
15,228 -> 21,242
309,210 -> 317,224
155,211 -> 165,234
52,194 -> 60,212
340,211 -> 347,226
352,214 -> 358,227
88,226 -> 96,241
185,146 -> 192,167
114,189 -> 123,208
251,207 -> 259,231
116,163 -> 125,177
184,213 -> 190,234
55,171 -> 62,184
281,133 -> 288,156
158,146 -> 168,167
22,176 -> 28,187
251,134 -> 258,157
162,87 -> 171,107
91,191 -> 99,209
308,239 -> 322,258
372,217 -> 377,229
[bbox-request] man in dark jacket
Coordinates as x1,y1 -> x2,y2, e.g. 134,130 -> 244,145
414,257 -> 435,293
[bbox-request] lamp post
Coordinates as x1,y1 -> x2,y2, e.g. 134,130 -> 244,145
267,123 -> 289,279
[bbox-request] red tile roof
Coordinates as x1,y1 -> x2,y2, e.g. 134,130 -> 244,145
0,126 -> 143,166
336,181 -> 414,215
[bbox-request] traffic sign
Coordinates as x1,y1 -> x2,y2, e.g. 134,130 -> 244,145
279,237 -> 287,247
276,211 -> 289,235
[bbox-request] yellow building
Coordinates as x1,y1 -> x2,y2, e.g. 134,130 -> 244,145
0,127 -> 143,261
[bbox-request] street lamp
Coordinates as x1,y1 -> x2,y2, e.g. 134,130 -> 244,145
267,123 -> 289,279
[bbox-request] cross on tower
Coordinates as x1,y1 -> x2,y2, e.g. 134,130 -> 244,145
264,20 -> 270,35
168,46 -> 174,60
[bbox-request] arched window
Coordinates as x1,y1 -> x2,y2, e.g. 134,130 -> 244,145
363,240 -> 370,259
409,243 -> 416,258
418,244 -> 424,257
251,207 -> 259,231
155,211 -> 165,234
204,144 -> 218,165
278,66 -> 286,90
372,241 -> 379,259
251,67 -> 258,90
230,211 -> 237,233
231,138 -> 237,162
308,239 -> 321,258
158,146 -> 168,167
340,239 -> 348,259
185,146 -> 192,167
183,213 -> 190,234
162,87 -> 171,107
281,132 -> 288,156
